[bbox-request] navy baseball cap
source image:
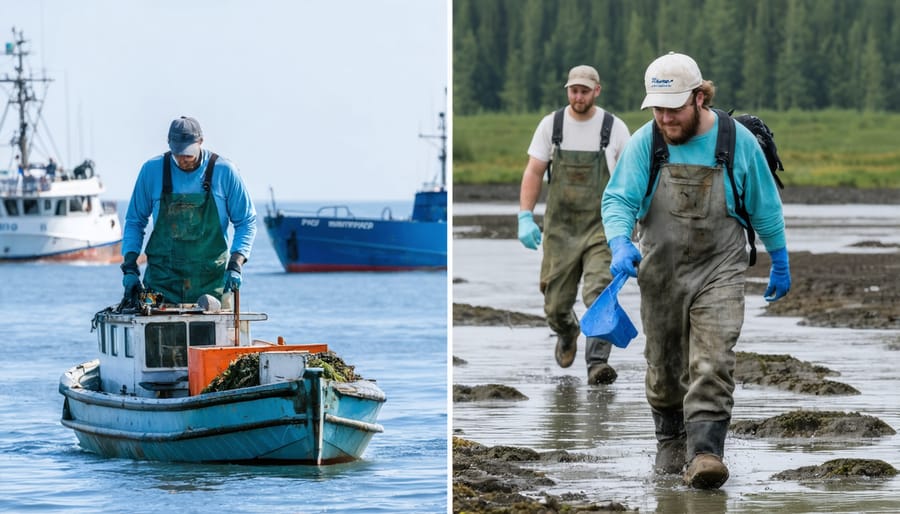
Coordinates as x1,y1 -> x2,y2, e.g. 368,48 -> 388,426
168,116 -> 203,156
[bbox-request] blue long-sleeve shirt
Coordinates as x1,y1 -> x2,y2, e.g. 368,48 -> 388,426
601,115 -> 787,252
123,149 -> 257,258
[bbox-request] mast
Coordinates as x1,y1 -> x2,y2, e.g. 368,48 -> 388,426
1,28 -> 53,169
418,110 -> 447,189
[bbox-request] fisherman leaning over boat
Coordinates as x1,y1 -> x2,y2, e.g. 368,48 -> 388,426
121,116 -> 257,304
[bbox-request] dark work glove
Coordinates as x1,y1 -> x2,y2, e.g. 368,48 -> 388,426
224,253 -> 243,292
121,251 -> 141,297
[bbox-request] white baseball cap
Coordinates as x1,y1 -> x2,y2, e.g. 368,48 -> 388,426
641,52 -> 703,110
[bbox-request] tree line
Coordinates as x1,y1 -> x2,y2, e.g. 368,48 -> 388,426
453,0 -> 900,114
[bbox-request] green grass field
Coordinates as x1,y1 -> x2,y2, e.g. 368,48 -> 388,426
453,109 -> 900,189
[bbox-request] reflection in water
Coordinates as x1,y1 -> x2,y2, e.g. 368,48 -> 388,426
541,381 -> 617,450
654,487 -> 728,514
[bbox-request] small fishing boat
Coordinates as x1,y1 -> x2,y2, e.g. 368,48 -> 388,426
0,28 -> 121,262
59,293 -> 386,464
264,111 -> 447,272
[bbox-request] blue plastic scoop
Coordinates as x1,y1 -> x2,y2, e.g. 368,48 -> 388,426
580,272 -> 638,348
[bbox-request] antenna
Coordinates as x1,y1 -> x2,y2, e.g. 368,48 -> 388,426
1,27 -> 53,169
418,89 -> 447,188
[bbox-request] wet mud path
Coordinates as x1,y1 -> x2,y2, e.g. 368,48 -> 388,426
452,185 -> 900,513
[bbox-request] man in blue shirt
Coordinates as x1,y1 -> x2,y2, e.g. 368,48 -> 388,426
121,116 -> 256,304
601,53 -> 791,489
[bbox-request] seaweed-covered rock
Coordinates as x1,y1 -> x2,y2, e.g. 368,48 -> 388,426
773,459 -> 898,480
735,352 -> 860,395
201,350 -> 360,394
454,384 -> 528,402
452,437 -> 633,513
731,410 -> 896,438
453,303 -> 546,327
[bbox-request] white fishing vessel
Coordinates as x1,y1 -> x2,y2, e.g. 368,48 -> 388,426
0,28 -> 121,262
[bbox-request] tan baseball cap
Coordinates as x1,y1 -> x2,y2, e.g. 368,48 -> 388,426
564,65 -> 600,89
641,52 -> 703,109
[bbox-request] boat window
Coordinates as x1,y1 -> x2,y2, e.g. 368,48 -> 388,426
55,199 -> 66,216
109,325 -> 118,356
23,199 -> 39,215
68,196 -> 90,214
145,322 -> 187,368
43,199 -> 52,213
3,200 -> 18,216
124,327 -> 134,358
98,323 -> 107,354
189,322 -> 217,346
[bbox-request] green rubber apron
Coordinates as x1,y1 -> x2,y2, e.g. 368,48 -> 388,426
143,152 -> 228,304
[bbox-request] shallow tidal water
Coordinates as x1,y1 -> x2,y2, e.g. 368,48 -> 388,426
452,204 -> 900,513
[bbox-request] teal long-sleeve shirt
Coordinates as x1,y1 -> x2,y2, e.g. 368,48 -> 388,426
601,115 -> 787,252
123,149 -> 257,259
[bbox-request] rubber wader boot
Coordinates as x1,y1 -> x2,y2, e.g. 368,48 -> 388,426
587,362 -> 618,385
555,330 -> 578,368
652,409 -> 686,474
683,420 -> 730,489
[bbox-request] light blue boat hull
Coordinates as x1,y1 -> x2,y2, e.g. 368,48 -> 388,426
60,360 -> 385,464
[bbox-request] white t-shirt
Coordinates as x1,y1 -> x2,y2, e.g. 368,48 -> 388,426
527,107 -> 631,172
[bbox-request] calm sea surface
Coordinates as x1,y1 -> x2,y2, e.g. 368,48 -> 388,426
0,200 -> 449,513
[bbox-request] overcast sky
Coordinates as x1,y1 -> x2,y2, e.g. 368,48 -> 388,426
0,0 -> 448,203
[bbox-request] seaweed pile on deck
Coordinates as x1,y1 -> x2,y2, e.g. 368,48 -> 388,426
201,351 -> 360,393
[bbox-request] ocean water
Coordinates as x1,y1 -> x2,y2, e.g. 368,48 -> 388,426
0,201 -> 448,513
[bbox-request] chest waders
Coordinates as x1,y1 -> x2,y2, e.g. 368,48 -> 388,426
638,162 -> 748,463
540,143 -> 613,367
143,152 -> 228,304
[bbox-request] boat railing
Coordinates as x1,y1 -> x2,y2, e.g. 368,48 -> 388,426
316,205 -> 355,218
0,176 -> 52,196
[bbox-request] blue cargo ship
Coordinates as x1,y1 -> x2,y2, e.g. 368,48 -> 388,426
264,112 -> 447,272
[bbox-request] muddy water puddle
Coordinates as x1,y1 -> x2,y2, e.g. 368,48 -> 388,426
452,205 -> 900,513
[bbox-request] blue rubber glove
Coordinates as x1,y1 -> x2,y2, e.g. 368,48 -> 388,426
121,251 -> 142,297
517,211 -> 542,250
609,236 -> 642,278
764,247 -> 791,302
224,253 -> 243,292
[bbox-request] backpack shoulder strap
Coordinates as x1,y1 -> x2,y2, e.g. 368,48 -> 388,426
714,108 -> 757,266
552,107 -> 565,146
645,121 -> 669,198
546,107 -> 566,183
600,111 -> 613,151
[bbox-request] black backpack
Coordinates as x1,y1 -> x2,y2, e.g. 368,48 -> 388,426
647,108 -> 784,266
546,107 -> 614,183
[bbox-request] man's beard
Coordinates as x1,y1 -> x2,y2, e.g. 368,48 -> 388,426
660,103 -> 700,145
571,100 -> 592,114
